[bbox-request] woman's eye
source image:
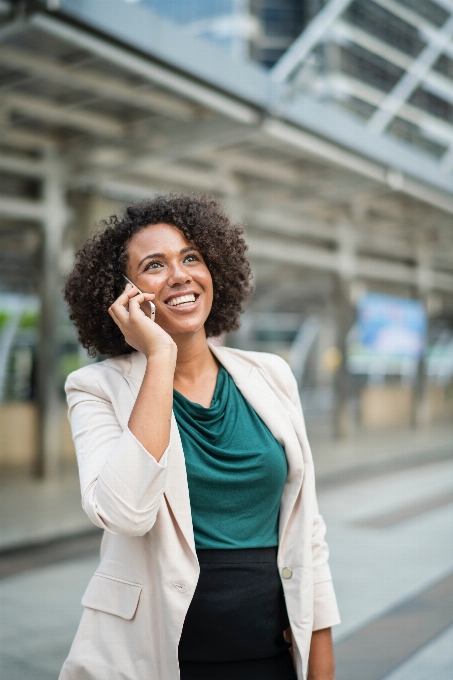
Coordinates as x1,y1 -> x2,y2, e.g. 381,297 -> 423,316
184,254 -> 199,263
145,261 -> 162,270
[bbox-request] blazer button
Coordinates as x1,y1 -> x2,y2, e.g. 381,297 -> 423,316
282,567 -> 292,579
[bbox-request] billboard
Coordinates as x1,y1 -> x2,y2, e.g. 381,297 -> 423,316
348,293 -> 427,377
357,293 -> 427,359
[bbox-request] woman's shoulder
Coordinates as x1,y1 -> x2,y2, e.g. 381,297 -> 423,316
222,346 -> 289,369
214,346 -> 294,386
217,347 -> 300,409
65,353 -> 133,395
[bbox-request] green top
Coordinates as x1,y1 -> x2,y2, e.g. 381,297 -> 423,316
172,365 -> 288,550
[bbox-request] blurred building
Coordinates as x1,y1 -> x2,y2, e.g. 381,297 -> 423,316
0,0 -> 452,477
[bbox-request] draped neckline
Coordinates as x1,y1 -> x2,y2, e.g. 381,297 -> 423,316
173,364 -> 227,425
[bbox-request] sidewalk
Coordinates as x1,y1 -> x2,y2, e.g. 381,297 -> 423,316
310,422 -> 453,484
0,472 -> 93,552
1,422 -> 452,551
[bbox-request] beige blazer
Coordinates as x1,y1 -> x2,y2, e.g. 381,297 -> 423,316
59,344 -> 340,680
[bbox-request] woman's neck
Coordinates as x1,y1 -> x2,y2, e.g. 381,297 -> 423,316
173,330 -> 217,382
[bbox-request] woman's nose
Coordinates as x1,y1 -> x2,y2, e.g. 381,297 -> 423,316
168,264 -> 192,286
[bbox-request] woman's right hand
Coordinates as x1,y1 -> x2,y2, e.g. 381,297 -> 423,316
108,284 -> 176,359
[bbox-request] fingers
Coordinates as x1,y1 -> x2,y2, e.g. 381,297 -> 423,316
123,283 -> 155,302
116,283 -> 142,304
109,284 -> 154,326
128,291 -> 155,321
109,284 -> 135,325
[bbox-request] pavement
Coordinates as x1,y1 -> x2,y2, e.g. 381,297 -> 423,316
0,472 -> 93,552
309,420 -> 453,482
0,422 -> 452,679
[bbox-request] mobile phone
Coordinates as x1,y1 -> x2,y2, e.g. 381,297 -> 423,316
123,275 -> 156,321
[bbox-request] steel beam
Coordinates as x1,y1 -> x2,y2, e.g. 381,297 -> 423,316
0,45 -> 197,121
441,146 -> 453,172
249,209 -> 337,241
4,92 -> 125,138
0,153 -> 46,177
100,119 -> 252,178
200,149 -> 305,186
372,0 -> 453,61
368,13 -> 453,134
0,18 -> 28,44
96,179 -> 159,202
261,119 -> 453,215
432,0 -> 453,11
31,13 -> 259,125
333,20 -> 453,108
271,0 -> 354,83
262,118 -> 386,183
0,196 -> 46,219
246,234 -> 453,292
246,234 -> 337,270
124,163 -> 238,193
0,127 -> 56,150
249,209 -> 425,262
331,73 -> 453,147
76,162 -> 236,194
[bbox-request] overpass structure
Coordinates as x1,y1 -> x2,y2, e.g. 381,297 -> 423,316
0,0 -> 452,474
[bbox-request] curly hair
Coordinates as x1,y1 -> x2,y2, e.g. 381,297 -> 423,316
64,194 -> 253,358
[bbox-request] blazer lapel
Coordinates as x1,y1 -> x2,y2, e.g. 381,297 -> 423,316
209,345 -> 305,541
126,352 -> 196,556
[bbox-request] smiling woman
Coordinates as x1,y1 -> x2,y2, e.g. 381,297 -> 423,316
64,194 -> 252,358
124,222 -> 215,343
61,194 -> 340,680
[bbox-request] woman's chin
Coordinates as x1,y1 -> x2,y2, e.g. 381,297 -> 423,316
161,319 -> 207,340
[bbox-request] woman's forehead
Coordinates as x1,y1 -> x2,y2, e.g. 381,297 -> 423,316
129,222 -> 192,253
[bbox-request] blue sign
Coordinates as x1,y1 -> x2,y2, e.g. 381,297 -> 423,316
357,293 -> 426,359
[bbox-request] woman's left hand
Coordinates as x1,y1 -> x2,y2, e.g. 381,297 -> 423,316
307,628 -> 335,680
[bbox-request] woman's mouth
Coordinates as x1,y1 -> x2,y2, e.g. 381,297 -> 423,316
165,294 -> 198,307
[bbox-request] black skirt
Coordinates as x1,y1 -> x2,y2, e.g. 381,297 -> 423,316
178,547 -> 297,680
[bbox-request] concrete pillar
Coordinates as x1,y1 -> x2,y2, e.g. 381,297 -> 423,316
333,276 -> 356,439
36,153 -> 68,477
333,223 -> 356,439
412,241 -> 433,428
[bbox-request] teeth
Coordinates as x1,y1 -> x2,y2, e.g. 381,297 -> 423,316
167,294 -> 196,307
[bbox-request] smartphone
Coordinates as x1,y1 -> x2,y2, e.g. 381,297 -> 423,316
123,275 -> 156,321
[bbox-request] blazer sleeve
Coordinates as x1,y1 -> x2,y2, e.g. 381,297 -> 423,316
66,367 -> 169,537
283,361 -> 341,631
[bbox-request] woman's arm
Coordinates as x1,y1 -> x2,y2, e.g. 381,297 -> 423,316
65,285 -> 178,535
109,284 -> 177,461
128,349 -> 176,461
67,373 -> 171,536
308,628 -> 335,680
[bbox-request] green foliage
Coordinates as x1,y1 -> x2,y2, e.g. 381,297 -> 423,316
59,353 -> 81,382
0,311 -> 10,330
20,311 -> 39,330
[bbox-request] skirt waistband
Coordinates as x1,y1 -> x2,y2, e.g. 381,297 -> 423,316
196,546 -> 278,564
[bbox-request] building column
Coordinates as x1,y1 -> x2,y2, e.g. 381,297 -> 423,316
333,222 -> 356,439
36,153 -> 69,478
412,241 -> 433,428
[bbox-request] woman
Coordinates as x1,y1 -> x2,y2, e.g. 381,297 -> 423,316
61,194 -> 340,680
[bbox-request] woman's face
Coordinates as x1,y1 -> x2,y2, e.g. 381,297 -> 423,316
126,222 -> 213,338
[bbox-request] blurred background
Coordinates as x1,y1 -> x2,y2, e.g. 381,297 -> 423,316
0,0 -> 452,678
